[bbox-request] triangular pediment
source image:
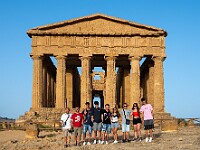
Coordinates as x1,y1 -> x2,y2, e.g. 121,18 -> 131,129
27,14 -> 167,37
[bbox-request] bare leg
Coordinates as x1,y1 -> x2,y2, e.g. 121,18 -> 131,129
83,133 -> 86,142
67,136 -> 71,145
145,130 -> 148,138
149,129 -> 153,137
133,125 -> 137,139
123,132 -> 126,140
126,132 -> 130,140
88,133 -> 91,142
98,130 -> 101,140
105,133 -> 108,141
102,131 -> 105,141
77,135 -> 81,145
137,124 -> 142,138
74,135 -> 77,145
94,130 -> 97,140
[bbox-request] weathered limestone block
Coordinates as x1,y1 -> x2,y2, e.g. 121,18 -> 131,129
25,123 -> 39,139
2,122 -> 7,129
161,119 -> 178,132
187,119 -> 195,127
179,121 -> 185,127
10,122 -> 15,128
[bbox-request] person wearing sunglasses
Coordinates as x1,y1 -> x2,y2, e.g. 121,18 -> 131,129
120,103 -> 132,143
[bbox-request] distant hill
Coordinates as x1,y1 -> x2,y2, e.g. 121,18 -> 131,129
0,116 -> 15,122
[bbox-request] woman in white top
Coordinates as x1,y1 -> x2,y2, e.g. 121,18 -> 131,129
111,107 -> 120,144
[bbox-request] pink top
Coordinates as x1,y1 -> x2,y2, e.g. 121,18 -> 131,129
140,104 -> 153,120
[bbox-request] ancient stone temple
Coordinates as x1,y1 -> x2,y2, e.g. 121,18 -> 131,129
18,14 -> 177,129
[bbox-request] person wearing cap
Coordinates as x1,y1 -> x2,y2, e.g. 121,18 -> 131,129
82,102 -> 93,146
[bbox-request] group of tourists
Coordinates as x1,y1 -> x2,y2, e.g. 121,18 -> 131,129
60,98 -> 154,148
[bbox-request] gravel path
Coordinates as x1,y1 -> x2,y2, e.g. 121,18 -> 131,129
1,126 -> 200,150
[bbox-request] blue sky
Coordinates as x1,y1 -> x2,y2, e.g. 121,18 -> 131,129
0,0 -> 200,119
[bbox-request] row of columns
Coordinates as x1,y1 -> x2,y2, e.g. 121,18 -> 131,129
31,54 -> 165,112
32,56 -> 56,109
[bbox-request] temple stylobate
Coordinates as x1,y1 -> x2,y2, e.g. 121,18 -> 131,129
27,13 -> 167,113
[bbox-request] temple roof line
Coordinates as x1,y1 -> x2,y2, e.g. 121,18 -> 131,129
27,13 -> 167,37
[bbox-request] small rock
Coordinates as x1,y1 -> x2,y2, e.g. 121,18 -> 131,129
11,140 -> 18,143
178,137 -> 183,141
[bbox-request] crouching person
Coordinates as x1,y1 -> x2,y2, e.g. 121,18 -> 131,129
61,107 -> 72,148
71,107 -> 84,146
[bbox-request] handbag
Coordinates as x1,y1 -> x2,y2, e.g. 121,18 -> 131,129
62,114 -> 70,127
123,109 -> 130,125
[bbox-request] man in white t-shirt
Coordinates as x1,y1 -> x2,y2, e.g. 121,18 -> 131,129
61,107 -> 72,148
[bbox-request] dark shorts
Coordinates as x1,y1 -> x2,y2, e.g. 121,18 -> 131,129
144,119 -> 154,130
133,118 -> 142,125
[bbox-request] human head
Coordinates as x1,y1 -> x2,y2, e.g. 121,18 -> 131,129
123,103 -> 128,109
141,98 -> 146,105
112,107 -> 118,113
85,102 -> 90,108
65,107 -> 70,114
132,103 -> 139,111
94,101 -> 99,108
75,107 -> 80,113
105,104 -> 110,110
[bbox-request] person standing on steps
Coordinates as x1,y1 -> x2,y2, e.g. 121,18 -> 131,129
71,107 -> 84,146
140,98 -> 154,143
120,103 -> 132,143
82,102 -> 93,146
61,107 -> 72,148
91,101 -> 103,144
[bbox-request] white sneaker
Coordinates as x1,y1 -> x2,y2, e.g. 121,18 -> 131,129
149,137 -> 152,143
98,140 -> 101,144
93,140 -> 97,144
105,141 -> 108,144
83,142 -> 86,146
145,137 -> 149,142
101,141 -> 104,144
113,140 -> 118,144
87,142 -> 91,145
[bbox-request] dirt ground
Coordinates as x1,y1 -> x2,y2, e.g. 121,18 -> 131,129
0,126 -> 200,150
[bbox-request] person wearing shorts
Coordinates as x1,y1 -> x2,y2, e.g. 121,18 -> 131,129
91,101 -> 102,144
131,103 -> 142,142
140,98 -> 154,143
82,102 -> 93,146
61,107 -> 72,148
71,107 -> 84,146
111,107 -> 120,144
101,104 -> 111,144
120,103 -> 132,143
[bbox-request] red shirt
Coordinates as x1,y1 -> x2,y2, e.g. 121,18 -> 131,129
71,113 -> 84,127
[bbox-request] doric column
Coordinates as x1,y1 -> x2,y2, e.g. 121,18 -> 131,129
153,56 -> 165,112
46,71 -> 51,107
105,56 -> 116,107
42,65 -> 47,107
55,55 -> 66,109
31,55 -> 43,109
80,56 -> 92,108
129,56 -> 141,105
66,67 -> 73,109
